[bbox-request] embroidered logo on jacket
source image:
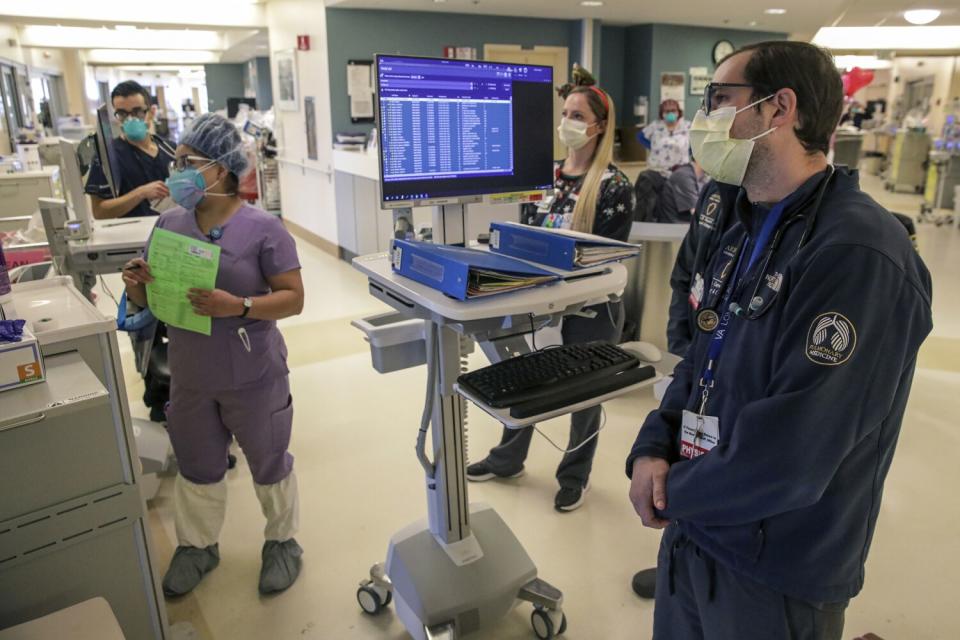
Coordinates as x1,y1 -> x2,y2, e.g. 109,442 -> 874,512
806,312 -> 857,366
699,192 -> 722,231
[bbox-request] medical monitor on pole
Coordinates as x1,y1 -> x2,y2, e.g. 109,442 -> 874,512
95,104 -> 122,199
57,138 -> 93,227
375,54 -> 554,209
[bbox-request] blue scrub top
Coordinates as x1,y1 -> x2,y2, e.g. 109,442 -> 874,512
85,135 -> 174,217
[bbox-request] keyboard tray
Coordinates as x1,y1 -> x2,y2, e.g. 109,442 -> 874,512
454,368 -> 660,429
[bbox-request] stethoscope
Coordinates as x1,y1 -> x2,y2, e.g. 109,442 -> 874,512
695,165 -> 836,332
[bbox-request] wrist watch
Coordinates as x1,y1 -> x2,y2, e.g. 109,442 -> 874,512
240,297 -> 253,317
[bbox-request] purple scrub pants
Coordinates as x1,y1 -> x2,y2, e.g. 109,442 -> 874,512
166,375 -> 294,485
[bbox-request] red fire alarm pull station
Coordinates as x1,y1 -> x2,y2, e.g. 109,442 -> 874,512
297,35 -> 310,51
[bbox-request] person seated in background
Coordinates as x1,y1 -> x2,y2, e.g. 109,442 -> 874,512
656,158 -> 709,224
633,154 -> 708,225
638,99 -> 691,175
85,80 -> 175,220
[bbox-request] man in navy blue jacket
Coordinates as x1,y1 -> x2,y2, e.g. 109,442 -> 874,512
626,41 -> 932,639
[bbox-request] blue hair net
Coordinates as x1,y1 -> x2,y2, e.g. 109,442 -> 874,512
180,113 -> 249,176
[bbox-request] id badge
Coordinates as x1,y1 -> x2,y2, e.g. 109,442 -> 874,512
537,194 -> 556,213
680,410 -> 720,459
689,273 -> 705,311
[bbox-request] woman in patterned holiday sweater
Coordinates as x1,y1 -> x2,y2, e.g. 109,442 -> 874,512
467,85 -> 636,512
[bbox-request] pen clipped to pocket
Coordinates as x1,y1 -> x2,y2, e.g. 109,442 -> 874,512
238,327 -> 252,353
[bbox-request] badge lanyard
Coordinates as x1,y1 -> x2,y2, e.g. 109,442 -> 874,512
697,199 -> 789,415
695,167 -> 835,331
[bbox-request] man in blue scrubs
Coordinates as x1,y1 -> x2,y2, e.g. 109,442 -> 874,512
627,41 -> 932,639
85,80 -> 173,219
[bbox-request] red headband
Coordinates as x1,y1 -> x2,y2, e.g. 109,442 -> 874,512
588,86 -> 610,113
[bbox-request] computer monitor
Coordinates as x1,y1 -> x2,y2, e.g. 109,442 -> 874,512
95,104 -> 122,198
57,138 -> 93,227
375,54 -> 554,208
227,97 -> 257,119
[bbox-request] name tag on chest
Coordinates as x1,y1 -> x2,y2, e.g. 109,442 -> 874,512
680,410 -> 720,459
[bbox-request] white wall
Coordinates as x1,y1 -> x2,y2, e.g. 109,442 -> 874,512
0,23 -> 25,64
0,0 -> 266,28
0,27 -> 88,122
266,0 -> 337,245
23,48 -> 64,74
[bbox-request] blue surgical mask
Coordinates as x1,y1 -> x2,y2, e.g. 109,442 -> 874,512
122,118 -> 148,142
166,160 -> 231,210
664,112 -> 679,124
166,168 -> 207,210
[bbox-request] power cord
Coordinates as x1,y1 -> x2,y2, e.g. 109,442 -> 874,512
533,406 -> 607,454
99,275 -> 119,306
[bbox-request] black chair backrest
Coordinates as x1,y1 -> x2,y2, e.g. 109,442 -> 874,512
634,169 -> 667,222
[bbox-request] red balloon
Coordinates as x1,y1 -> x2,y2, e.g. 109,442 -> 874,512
842,67 -> 875,98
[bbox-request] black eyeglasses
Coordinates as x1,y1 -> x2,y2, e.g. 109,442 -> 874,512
114,108 -> 148,121
702,83 -> 754,114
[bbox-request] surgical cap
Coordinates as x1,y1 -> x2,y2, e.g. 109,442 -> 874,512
180,113 -> 249,176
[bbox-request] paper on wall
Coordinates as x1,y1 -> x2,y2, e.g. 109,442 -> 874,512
347,64 -> 372,97
350,96 -> 374,119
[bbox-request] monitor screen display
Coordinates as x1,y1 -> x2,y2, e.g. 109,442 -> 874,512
375,54 -> 554,207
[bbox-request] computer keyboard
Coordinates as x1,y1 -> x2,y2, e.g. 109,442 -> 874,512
457,341 -> 656,419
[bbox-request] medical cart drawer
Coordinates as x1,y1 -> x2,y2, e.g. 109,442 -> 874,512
0,516 -> 164,640
0,352 -> 122,523
352,311 -> 427,373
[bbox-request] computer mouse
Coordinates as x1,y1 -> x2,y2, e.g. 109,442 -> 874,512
621,341 -> 662,363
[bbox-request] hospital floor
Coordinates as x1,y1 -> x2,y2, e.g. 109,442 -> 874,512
97,172 -> 960,640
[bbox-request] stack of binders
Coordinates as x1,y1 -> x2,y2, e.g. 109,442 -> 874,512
390,239 -> 560,301
489,221 -> 640,270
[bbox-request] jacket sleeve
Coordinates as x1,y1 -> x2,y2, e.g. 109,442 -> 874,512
657,244 -> 932,526
625,348 -> 696,476
594,177 -> 636,241
667,190 -> 709,355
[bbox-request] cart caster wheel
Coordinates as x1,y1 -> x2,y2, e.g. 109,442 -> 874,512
531,608 -> 566,639
357,584 -> 390,615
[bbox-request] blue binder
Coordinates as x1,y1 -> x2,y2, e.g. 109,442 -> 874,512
489,221 -> 640,270
390,239 -> 559,300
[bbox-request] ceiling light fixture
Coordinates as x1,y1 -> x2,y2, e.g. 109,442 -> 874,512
764,8 -> 786,15
833,55 -> 893,70
903,9 -> 940,25
20,25 -> 223,51
580,1 -> 604,7
813,25 -> 960,50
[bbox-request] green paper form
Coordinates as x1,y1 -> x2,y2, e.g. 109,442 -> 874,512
146,228 -> 221,336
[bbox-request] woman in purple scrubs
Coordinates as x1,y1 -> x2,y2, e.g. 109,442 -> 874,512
122,114 -> 305,597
